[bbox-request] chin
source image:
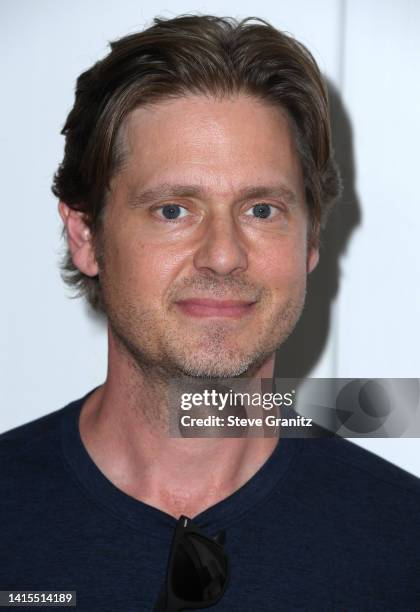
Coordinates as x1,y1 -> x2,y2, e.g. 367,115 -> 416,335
179,363 -> 251,379
173,349 -> 269,379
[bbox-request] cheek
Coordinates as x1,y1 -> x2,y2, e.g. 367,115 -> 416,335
104,230 -> 182,304
253,237 -> 308,293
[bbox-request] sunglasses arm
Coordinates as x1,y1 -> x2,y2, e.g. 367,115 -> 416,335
153,584 -> 183,612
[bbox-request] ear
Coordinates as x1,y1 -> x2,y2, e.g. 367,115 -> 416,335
58,201 -> 99,277
307,245 -> 319,274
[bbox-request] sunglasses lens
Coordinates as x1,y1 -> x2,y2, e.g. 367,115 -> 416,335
171,533 -> 228,602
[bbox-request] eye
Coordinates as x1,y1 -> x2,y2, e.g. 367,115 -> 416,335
245,203 -> 277,219
156,204 -> 189,220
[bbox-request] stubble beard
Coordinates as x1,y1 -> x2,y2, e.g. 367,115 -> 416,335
96,231 -> 307,381
103,287 -> 306,381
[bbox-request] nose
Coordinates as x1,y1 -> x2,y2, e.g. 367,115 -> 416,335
192,210 -> 248,276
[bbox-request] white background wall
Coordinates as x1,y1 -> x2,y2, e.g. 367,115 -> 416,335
1,1 -> 419,473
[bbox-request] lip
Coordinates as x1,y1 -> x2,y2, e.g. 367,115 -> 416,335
175,298 -> 257,319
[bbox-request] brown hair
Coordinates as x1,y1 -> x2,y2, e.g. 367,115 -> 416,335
52,13 -> 341,312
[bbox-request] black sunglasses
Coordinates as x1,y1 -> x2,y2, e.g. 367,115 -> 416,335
153,515 -> 229,612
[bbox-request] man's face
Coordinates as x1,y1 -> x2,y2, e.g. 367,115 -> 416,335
95,94 -> 318,378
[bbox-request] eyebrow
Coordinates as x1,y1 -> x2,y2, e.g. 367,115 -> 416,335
128,182 -> 299,209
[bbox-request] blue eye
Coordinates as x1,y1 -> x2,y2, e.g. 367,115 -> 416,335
158,204 -> 188,220
249,204 -> 273,219
162,204 -> 181,219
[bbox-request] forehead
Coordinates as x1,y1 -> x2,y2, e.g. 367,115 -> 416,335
114,94 -> 304,199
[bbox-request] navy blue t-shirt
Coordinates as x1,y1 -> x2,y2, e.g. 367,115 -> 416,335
1,387 -> 420,611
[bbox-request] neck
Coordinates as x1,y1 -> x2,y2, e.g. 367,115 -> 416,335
79,327 -> 278,519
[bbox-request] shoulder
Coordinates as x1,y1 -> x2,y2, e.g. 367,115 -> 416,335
290,437 -> 420,598
1,406 -> 66,446
1,401 -> 73,452
302,435 -> 420,495
294,436 -> 420,530
0,393 -> 87,473
0,392 -> 93,531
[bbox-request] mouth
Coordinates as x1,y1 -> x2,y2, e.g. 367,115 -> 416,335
175,298 -> 257,319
